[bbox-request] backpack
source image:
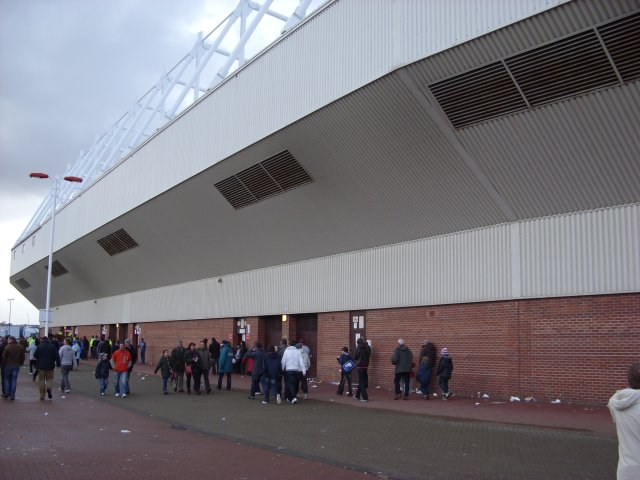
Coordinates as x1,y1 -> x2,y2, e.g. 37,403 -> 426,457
342,357 -> 356,373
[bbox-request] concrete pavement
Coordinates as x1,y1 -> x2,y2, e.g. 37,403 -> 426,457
0,362 -> 618,479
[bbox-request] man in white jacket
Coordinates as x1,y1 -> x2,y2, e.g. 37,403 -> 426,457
281,340 -> 306,404
608,362 -> 640,480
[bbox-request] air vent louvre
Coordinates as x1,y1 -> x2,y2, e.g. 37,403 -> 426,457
429,12 -> 638,129
506,29 -> 618,106
236,164 -> 281,201
214,176 -> 256,209
599,12 -> 640,82
15,278 -> 31,289
97,228 -> 139,256
430,62 -> 527,129
261,150 -> 313,191
215,150 -> 313,209
44,260 -> 68,278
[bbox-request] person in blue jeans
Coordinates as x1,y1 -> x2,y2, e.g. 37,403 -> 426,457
139,338 -> 147,364
2,336 -> 25,400
94,353 -> 111,396
154,349 -> 172,395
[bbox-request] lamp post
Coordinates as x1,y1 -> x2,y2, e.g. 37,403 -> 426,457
29,173 -> 83,337
7,298 -> 14,333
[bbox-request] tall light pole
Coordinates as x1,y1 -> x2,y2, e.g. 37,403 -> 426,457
7,298 -> 14,333
30,173 -> 83,337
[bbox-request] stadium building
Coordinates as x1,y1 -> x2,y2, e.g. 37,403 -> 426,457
10,0 -> 640,405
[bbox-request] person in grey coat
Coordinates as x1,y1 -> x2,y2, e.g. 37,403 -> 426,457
58,338 -> 75,393
391,338 -> 413,400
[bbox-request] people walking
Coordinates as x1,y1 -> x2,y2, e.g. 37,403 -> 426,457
297,343 -> 311,400
2,336 -> 25,401
124,338 -> 137,395
437,347 -> 453,400
417,339 -> 436,396
197,340 -> 212,394
217,340 -> 233,391
336,346 -> 355,397
170,339 -> 186,393
281,339 -> 306,404
94,352 -> 111,396
184,342 -> 202,394
244,342 -> 266,399
209,337 -> 220,375
261,345 -> 281,404
391,339 -> 413,400
58,338 -> 75,394
353,337 -> 371,402
139,338 -> 147,364
33,337 -> 59,401
27,341 -> 37,374
154,349 -> 173,395
111,342 -> 132,398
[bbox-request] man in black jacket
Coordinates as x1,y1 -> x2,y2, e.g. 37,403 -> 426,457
354,337 -> 371,402
33,337 -> 60,401
209,337 -> 220,375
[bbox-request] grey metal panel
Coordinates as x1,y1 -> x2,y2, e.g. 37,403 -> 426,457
458,83 -> 640,219
521,204 -> 640,297
54,204 -> 639,327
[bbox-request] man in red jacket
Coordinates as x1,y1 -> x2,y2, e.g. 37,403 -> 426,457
110,343 -> 132,398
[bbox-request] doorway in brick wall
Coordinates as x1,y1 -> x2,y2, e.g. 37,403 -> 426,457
349,311 -> 366,355
263,315 -> 282,352
296,314 -> 317,378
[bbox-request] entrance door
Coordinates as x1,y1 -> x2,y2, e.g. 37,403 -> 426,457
296,314 -> 317,378
263,316 -> 282,352
349,311 -> 366,355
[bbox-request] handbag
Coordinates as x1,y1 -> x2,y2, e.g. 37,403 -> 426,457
185,365 -> 192,375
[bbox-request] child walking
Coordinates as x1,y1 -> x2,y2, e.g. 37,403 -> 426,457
154,349 -> 173,395
437,347 -> 453,400
94,352 -> 111,396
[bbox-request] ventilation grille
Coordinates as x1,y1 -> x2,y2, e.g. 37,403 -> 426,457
430,12 -> 640,129
97,228 -> 139,256
15,278 -> 31,289
506,29 -> 618,106
44,260 -> 68,278
215,150 -> 313,209
430,62 -> 528,129
599,12 -> 640,82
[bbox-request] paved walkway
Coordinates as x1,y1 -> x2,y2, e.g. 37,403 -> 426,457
0,363 -> 618,479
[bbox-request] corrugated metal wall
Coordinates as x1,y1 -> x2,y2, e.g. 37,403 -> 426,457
58,203 -> 640,326
11,0 -> 567,274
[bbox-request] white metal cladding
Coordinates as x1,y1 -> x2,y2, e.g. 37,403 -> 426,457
52,204 -> 639,327
13,0 -> 567,267
521,204 -> 640,298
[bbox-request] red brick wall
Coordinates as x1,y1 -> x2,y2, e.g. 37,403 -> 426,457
316,311 -> 349,384
361,293 -> 639,405
62,293 -> 639,404
140,318 -> 234,367
245,317 -> 263,346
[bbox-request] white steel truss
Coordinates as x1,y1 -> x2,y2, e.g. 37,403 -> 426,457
17,0 -> 319,246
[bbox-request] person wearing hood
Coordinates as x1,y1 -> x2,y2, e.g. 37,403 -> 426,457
391,339 -> 413,400
608,362 -> 640,480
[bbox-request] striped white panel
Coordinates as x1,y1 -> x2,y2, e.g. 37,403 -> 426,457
521,204 -> 640,297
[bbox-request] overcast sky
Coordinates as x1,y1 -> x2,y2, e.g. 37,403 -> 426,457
0,0 -> 319,327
